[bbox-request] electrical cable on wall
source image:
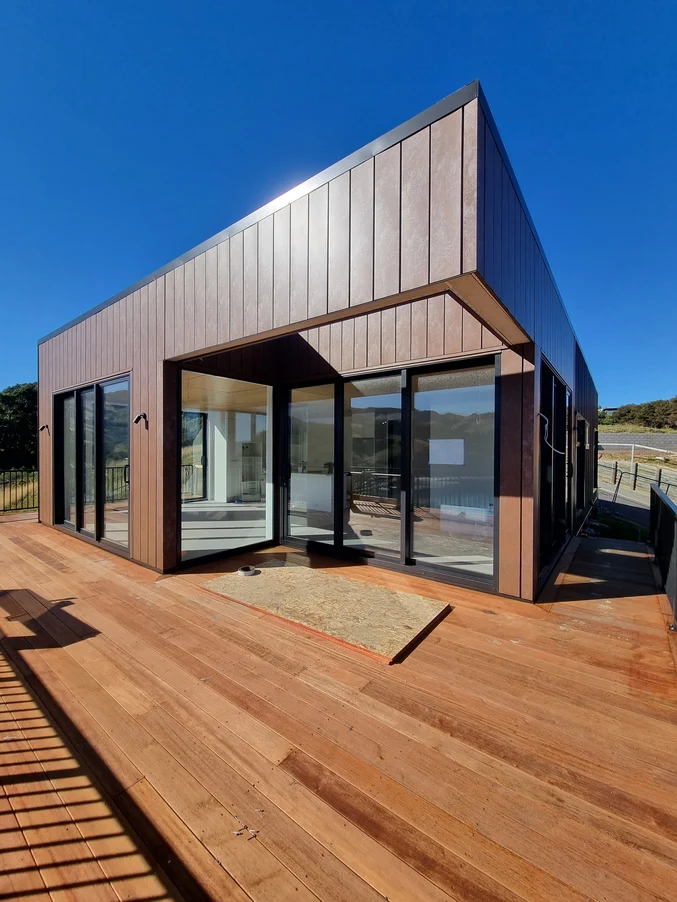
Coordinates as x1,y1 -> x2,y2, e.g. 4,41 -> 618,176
538,412 -> 566,456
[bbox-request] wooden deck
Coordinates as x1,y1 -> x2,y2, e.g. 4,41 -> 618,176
1,521 -> 676,901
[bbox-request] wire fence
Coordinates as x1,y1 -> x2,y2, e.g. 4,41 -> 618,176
0,470 -> 38,512
598,461 -> 677,499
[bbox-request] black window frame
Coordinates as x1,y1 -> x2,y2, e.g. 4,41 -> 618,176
53,374 -> 131,557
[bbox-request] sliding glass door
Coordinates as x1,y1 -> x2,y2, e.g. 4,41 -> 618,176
62,395 -> 77,527
411,366 -> 495,579
55,376 -> 130,553
284,359 -> 496,586
343,376 -> 401,557
80,388 -> 96,535
180,371 -> 273,561
287,384 -> 335,543
102,380 -> 130,550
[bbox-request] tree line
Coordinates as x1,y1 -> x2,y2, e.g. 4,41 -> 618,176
600,396 -> 677,430
0,383 -> 37,469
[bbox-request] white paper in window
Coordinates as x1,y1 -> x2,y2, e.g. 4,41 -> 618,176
429,438 -> 464,465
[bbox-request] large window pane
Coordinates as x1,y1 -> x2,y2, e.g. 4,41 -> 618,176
412,365 -> 495,578
181,411 -> 207,501
181,371 -> 273,561
81,389 -> 96,534
62,395 -> 76,527
288,384 -> 334,543
102,379 -> 130,549
343,376 -> 401,556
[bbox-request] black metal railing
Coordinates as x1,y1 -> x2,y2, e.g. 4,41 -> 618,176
104,465 -> 129,503
650,484 -> 677,628
348,470 -> 494,511
599,461 -> 677,497
0,470 -> 38,512
349,471 -> 400,503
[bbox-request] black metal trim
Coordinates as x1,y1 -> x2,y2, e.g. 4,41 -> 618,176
400,368 -> 412,563
38,81 -> 480,346
492,352 -> 501,595
334,379 -> 344,550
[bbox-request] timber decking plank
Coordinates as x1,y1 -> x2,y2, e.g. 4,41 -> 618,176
1,520 -> 676,902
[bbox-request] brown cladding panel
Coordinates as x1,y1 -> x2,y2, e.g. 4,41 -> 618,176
410,299 -> 427,360
290,196 -> 308,324
217,239 -> 230,345
164,270 -> 175,359
444,295 -> 462,354
349,158 -> 374,308
173,264 -> 185,356
462,99 -> 479,273
380,308 -> 396,365
328,172 -> 350,312
498,348 -> 523,598
520,345 -> 536,600
367,311 -> 381,368
193,252 -> 206,352
257,219 -> 273,333
205,246 -> 218,345
341,318 -> 354,372
183,258 -> 195,355
427,294 -> 445,358
273,206 -> 290,328
147,280 -> 158,568
430,109 -> 462,281
308,184 -> 328,318
330,321 -> 342,369
156,276 -> 165,365
243,224 -> 258,337
373,143 -> 400,300
400,128 -> 429,291
395,304 -> 411,362
230,231 -> 245,340
462,306 -> 481,353
354,315 -> 367,370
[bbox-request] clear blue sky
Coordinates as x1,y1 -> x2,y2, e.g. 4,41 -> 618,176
0,1 -> 674,407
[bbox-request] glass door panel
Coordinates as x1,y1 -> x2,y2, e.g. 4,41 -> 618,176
181,411 -> 207,501
412,366 -> 495,578
102,379 -> 130,549
180,371 -> 273,561
81,389 -> 96,535
288,384 -> 335,543
62,395 -> 76,527
343,375 -> 401,556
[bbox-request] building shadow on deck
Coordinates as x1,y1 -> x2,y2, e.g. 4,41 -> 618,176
539,538 -> 659,603
0,588 -> 223,902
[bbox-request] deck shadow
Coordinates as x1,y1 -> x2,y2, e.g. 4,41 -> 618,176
0,589 -> 227,901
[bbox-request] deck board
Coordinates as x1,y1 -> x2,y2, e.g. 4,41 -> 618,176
1,521 -> 676,901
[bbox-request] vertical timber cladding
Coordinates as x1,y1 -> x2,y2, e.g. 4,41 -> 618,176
38,89 -> 487,570
38,281 -> 167,568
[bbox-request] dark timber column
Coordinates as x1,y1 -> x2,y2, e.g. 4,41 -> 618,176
157,361 -> 179,571
498,348 -> 524,598
521,346 -> 537,601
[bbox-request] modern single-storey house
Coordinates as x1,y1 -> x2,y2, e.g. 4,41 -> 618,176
37,79 -> 597,601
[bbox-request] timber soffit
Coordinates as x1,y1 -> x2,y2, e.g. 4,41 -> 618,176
39,80 -> 480,344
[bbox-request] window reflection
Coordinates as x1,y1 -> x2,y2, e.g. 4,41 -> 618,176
102,380 -> 130,549
343,376 -> 401,556
181,371 -> 273,561
412,366 -> 495,577
288,384 -> 335,543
